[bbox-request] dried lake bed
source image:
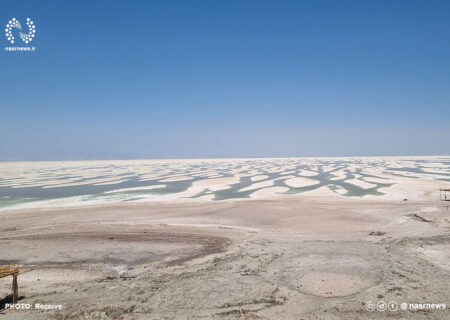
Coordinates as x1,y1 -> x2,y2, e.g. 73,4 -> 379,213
0,157 -> 449,319
1,156 -> 449,210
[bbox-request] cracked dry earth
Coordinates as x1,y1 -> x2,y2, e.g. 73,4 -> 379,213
1,201 -> 450,320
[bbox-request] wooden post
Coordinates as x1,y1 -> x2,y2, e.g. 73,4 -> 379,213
12,274 -> 18,304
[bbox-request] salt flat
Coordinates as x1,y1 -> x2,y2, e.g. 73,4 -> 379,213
0,157 -> 449,319
0,156 -> 449,210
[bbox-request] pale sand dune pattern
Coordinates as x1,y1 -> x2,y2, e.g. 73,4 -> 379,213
105,185 -> 166,193
298,169 -> 318,176
285,177 -> 320,188
422,168 -> 450,174
344,179 -> 377,189
329,170 -> 347,181
0,156 -> 449,210
250,174 -> 268,182
190,176 -> 241,192
159,175 -> 193,182
362,176 -> 397,184
280,170 -> 296,175
330,185 -> 348,195
42,176 -> 133,188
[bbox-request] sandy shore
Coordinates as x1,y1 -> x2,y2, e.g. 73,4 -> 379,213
0,195 -> 449,320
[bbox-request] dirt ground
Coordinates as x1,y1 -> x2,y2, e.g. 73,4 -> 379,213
0,198 -> 449,319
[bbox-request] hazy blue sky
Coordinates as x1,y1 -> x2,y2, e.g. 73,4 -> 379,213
1,0 -> 449,160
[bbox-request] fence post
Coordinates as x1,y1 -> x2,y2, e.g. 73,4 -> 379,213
12,274 -> 18,304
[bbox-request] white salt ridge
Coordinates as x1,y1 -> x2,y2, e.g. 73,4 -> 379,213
332,185 -> 347,195
344,179 -> 376,189
159,175 -> 193,182
285,177 -> 320,188
0,156 -> 449,209
250,175 -> 268,182
105,185 -> 166,193
298,169 -> 318,177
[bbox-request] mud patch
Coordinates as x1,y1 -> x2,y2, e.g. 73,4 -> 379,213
0,226 -> 231,269
297,271 -> 369,297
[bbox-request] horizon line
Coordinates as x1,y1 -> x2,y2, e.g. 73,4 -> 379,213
1,154 -> 449,163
